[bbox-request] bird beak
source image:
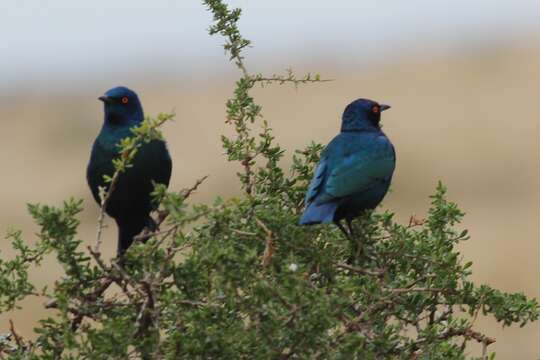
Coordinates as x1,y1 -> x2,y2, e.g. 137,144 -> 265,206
98,95 -> 112,104
380,104 -> 391,112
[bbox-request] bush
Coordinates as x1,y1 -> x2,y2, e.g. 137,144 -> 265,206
0,1 -> 537,359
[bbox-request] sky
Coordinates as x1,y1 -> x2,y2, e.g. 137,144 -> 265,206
2,0 -> 540,90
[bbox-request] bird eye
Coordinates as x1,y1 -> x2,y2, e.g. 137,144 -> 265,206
371,105 -> 380,113
121,97 -> 129,104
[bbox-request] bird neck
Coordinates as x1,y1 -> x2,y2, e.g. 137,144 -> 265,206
340,111 -> 381,132
340,127 -> 380,133
104,112 -> 143,128
99,113 -> 143,149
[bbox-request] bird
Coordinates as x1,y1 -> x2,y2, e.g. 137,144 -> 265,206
299,98 -> 395,237
87,86 -> 172,256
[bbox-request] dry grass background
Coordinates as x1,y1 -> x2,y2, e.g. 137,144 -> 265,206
1,42 -> 540,358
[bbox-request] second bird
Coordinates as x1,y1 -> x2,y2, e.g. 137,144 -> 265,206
299,98 -> 395,236
87,86 -> 172,256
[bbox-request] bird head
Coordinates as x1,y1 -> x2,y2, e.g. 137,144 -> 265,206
99,86 -> 144,126
340,98 -> 390,132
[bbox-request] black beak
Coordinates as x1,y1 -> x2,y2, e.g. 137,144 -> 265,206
380,104 -> 391,111
98,95 -> 112,104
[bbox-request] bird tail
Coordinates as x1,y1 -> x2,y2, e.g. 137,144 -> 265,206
117,217 -> 157,257
299,202 -> 339,225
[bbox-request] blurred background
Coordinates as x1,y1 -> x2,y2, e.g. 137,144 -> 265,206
2,0 -> 540,357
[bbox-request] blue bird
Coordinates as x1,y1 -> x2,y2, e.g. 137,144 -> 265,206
87,86 -> 172,256
299,98 -> 395,236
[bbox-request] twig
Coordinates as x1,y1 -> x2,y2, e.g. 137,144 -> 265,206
408,215 -> 426,227
95,171 -> 121,252
437,328 -> 494,346
110,262 -> 145,298
133,224 -> 179,247
336,262 -> 384,277
181,175 -> 209,200
404,327 -> 495,356
255,217 -> 275,267
9,320 -> 23,350
241,156 -> 254,195
252,70 -> 332,88
178,299 -> 208,307
481,339 -> 488,359
231,229 -> 257,236
385,287 -> 443,294
253,76 -> 332,84
153,175 -> 209,229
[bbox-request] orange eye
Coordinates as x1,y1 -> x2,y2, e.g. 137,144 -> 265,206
372,105 -> 380,113
121,97 -> 129,104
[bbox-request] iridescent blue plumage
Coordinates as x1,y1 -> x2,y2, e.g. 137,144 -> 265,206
87,87 -> 172,256
299,98 -> 395,232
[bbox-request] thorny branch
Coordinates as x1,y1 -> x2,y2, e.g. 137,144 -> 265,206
204,0 -> 330,197
95,170 -> 120,253
252,69 -> 332,88
9,320 -> 24,351
256,217 -> 275,267
38,175 -> 208,359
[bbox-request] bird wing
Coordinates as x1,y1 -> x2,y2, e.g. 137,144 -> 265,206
323,135 -> 395,201
305,156 -> 328,204
147,140 -> 172,187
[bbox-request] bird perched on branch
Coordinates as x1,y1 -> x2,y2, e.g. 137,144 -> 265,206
87,86 -> 172,256
299,98 -> 395,237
